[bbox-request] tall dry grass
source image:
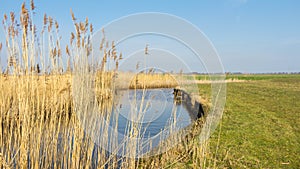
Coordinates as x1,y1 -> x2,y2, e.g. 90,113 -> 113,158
0,1 -> 215,168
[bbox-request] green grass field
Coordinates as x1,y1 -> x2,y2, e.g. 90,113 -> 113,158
204,74 -> 300,168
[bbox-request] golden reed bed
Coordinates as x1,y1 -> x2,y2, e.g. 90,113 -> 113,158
0,1 -> 212,167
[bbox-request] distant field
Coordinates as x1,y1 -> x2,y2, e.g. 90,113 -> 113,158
193,73 -> 300,81
203,74 -> 300,168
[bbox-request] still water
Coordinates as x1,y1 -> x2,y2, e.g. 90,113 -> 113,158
103,88 -> 196,155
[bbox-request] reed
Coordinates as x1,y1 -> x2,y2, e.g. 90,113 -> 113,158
0,1 -> 213,168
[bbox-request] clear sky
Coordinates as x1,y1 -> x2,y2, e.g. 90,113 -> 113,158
0,0 -> 299,73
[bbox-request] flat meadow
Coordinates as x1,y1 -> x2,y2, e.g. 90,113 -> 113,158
206,74 -> 300,168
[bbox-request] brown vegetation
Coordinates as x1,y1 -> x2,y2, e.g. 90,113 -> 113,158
0,1 -> 211,168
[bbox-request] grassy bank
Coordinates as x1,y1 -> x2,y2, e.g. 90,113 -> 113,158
207,74 -> 300,168
155,74 -> 299,168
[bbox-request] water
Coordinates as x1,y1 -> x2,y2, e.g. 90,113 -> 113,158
115,88 -> 193,136
104,88 -> 196,155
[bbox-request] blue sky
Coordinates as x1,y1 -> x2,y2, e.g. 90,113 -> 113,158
0,0 -> 299,73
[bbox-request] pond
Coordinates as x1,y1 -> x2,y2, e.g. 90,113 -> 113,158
101,88 -> 198,155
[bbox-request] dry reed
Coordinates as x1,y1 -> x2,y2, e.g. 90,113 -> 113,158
0,1 -> 213,168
